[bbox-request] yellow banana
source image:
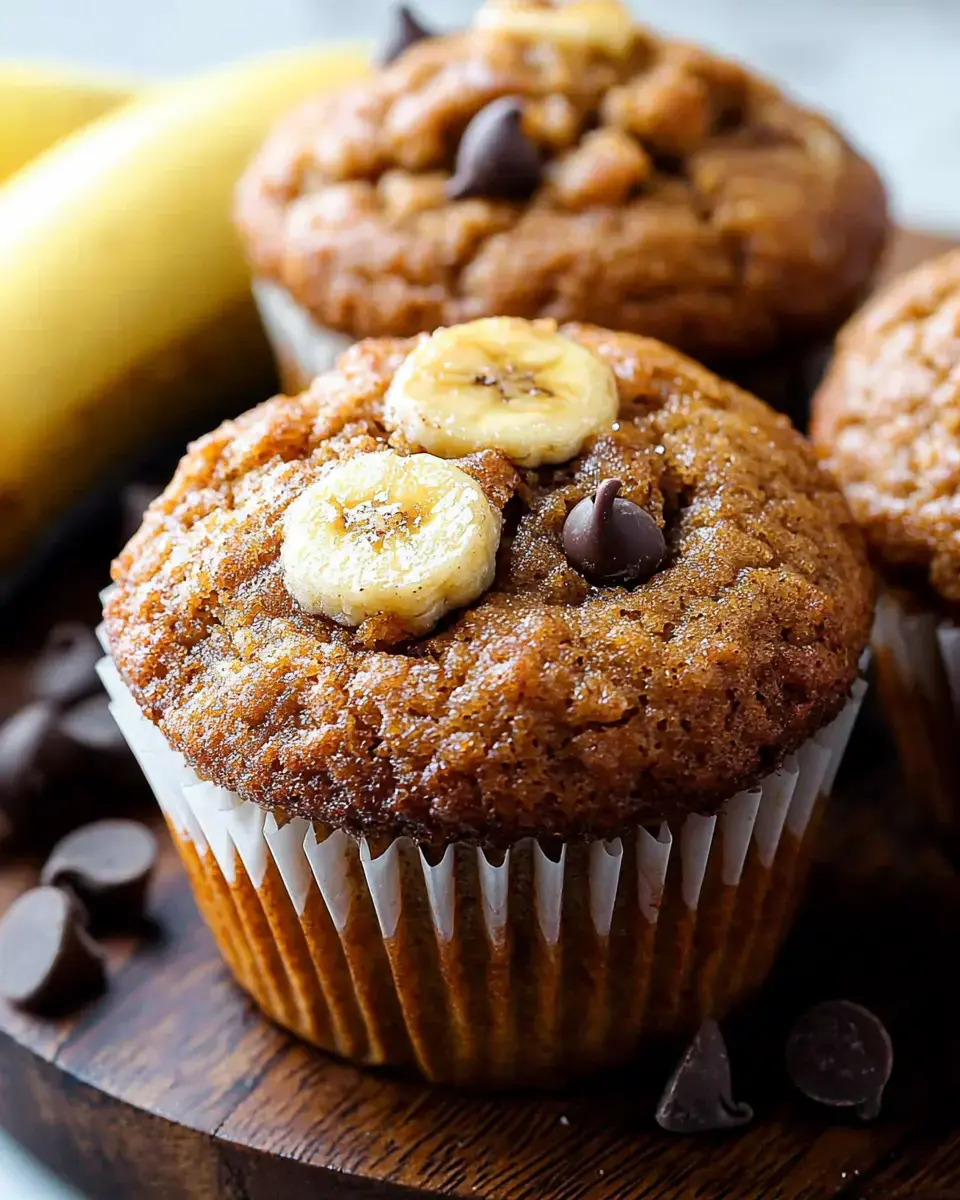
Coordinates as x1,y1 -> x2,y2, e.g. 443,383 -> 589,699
0,45 -> 368,568
0,62 -> 136,183
384,317 -> 620,467
282,450 -> 503,634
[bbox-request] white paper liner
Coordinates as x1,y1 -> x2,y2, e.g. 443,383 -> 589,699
872,589 -> 960,826
874,590 -> 960,720
98,649 -> 864,946
252,279 -> 353,387
874,591 -> 946,706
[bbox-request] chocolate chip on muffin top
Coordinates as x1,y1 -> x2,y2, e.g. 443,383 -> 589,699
812,249 -> 960,609
235,0 -> 887,365
106,321 -> 872,844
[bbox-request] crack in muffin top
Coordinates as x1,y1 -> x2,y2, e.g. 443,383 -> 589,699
812,249 -> 960,609
106,325 -> 872,844
235,3 -> 887,364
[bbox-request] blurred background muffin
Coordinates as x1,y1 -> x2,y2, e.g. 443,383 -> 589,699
811,250 -> 960,831
234,0 -> 888,418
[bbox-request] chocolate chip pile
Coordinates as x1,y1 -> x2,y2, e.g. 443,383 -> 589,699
0,622 -> 137,851
0,818 -> 158,1013
0,479 -> 162,1017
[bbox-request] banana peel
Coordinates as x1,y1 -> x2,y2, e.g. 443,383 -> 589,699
0,45 -> 369,569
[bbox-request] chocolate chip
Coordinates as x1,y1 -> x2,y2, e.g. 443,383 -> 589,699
0,886 -> 106,1014
0,702 -> 57,823
563,479 -> 665,586
57,695 -> 126,757
786,1000 -> 893,1120
121,481 -> 162,543
656,1020 -> 753,1133
379,4 -> 435,65
28,622 -> 102,707
447,97 -> 542,201
40,819 -> 158,930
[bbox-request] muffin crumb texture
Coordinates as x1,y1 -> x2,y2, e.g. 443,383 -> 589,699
236,5 -> 887,361
107,328 -> 872,843
811,249 -> 960,607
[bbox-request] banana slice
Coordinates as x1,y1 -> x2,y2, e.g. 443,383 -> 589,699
384,317 -> 619,468
474,0 -> 636,58
281,450 -> 501,634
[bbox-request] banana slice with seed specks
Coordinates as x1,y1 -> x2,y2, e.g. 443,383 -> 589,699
281,450 -> 502,634
384,317 -> 619,468
474,0 -> 636,58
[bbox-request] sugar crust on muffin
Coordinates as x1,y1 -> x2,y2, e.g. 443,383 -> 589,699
106,324 -> 872,844
812,248 -> 960,608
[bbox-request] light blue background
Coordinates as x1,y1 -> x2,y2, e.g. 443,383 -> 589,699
0,1 -> 957,1196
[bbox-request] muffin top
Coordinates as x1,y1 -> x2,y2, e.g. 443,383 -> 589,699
235,0 -> 887,365
811,249 -> 960,609
106,319 -> 872,845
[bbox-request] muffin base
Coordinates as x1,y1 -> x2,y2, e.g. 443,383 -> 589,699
873,590 -> 960,829
98,641 -> 863,1088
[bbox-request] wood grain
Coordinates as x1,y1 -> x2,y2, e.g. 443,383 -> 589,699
1,227 -> 959,1200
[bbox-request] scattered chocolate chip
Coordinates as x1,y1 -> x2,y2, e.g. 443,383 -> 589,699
121,481 -> 162,543
379,4 -> 434,65
28,622 -> 102,707
0,886 -> 106,1014
447,97 -> 542,201
40,819 -> 158,930
563,479 -> 665,586
0,702 -> 57,822
57,695 -> 126,757
656,1020 -> 753,1133
786,1000 -> 893,1120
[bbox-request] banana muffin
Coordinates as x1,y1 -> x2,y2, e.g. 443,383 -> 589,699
812,249 -> 960,829
235,0 -> 889,417
101,317 -> 873,1086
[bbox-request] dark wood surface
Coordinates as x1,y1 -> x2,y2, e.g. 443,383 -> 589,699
2,229 -> 960,1200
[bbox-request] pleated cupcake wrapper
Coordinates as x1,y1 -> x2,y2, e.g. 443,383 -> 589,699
96,606 -> 864,1084
253,279 -> 353,392
873,589 -> 960,827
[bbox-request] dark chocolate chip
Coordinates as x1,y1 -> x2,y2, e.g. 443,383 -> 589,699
0,702 -> 57,816
562,478 -> 665,586
40,819 -> 158,929
121,481 -> 162,543
379,4 -> 434,66
0,886 -> 106,1014
28,622 -> 103,707
656,1020 -> 753,1133
57,695 -> 126,757
447,97 -> 542,201
786,999 -> 893,1120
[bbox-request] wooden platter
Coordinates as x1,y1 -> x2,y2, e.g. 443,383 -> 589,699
1,229 -> 959,1200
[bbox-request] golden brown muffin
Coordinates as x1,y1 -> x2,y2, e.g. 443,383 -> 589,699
102,318 -> 873,1086
235,0 -> 888,387
812,249 -> 960,828
107,323 -> 872,845
812,248 -> 960,607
